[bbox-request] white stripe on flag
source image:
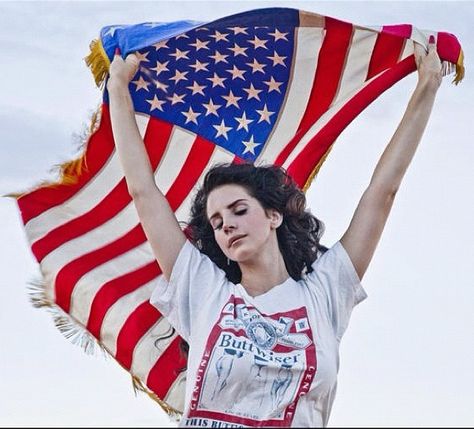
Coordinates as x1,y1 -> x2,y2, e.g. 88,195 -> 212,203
334,29 -> 378,105
164,371 -> 187,411
400,36 -> 415,62
155,126 -> 198,192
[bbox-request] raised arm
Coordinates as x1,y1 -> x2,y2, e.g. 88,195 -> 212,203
107,50 -> 186,280
340,37 -> 443,280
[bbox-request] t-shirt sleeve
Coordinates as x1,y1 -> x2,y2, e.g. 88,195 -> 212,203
306,241 -> 367,341
149,239 -> 228,340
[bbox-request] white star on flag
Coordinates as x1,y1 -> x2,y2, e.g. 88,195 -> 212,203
167,93 -> 186,105
249,36 -> 269,49
246,58 -> 266,74
242,135 -> 261,154
202,99 -> 222,117
190,39 -> 210,51
243,83 -> 262,101
222,90 -> 242,108
235,112 -> 253,132
132,76 -> 150,91
256,104 -> 275,123
264,76 -> 284,93
181,106 -> 201,124
213,119 -> 232,139
267,51 -> 287,67
269,28 -> 289,41
189,60 -> 209,72
150,60 -> 169,75
226,65 -> 246,80
146,95 -> 166,111
170,48 -> 190,61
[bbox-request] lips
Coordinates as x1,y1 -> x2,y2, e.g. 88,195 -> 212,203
228,234 -> 246,248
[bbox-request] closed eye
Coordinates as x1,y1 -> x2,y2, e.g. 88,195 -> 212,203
212,209 -> 246,230
213,221 -> 223,231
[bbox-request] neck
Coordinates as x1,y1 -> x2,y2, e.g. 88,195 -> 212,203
239,242 -> 289,297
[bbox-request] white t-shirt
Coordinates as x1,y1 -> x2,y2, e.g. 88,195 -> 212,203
150,240 -> 367,427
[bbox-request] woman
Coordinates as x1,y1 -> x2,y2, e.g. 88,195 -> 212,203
106,36 -> 442,427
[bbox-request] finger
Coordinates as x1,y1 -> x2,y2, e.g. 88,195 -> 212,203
114,47 -> 121,56
125,53 -> 139,67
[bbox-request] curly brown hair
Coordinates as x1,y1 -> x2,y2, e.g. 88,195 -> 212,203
185,162 -> 327,284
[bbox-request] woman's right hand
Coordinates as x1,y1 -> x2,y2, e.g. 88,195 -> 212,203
107,49 -> 140,90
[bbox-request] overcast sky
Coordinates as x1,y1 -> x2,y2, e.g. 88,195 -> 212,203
0,1 -> 473,427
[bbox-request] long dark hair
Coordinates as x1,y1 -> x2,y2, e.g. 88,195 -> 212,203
186,162 -> 327,283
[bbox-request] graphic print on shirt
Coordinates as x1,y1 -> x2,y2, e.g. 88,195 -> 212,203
185,296 -> 316,427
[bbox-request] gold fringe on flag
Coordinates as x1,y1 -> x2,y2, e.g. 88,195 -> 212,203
27,278 -> 107,357
132,375 -> 183,421
454,49 -> 465,85
84,38 -> 110,89
28,276 -> 184,419
51,105 -> 101,187
302,145 -> 334,193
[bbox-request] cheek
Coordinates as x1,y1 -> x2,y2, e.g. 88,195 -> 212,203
214,231 -> 228,253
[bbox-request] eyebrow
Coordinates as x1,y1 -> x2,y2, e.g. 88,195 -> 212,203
208,199 -> 248,221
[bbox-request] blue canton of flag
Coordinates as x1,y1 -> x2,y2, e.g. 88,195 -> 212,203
103,12 -> 297,161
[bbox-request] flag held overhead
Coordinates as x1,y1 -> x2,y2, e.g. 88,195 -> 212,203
16,7 -> 464,418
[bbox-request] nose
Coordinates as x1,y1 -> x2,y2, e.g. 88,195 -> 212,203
222,216 -> 236,233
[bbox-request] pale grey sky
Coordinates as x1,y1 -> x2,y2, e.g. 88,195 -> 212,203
0,1 -> 473,427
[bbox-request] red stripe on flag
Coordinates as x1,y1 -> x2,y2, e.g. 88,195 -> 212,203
288,56 -> 416,187
366,31 -> 406,80
87,261 -> 161,339
146,336 -> 187,399
18,104 -> 115,224
30,116 -> 173,262
115,301 -> 161,370
381,24 -> 412,39
274,17 -> 353,166
165,135 -> 216,211
437,31 -> 462,65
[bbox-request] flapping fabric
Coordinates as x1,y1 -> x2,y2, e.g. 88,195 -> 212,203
14,7 -> 463,417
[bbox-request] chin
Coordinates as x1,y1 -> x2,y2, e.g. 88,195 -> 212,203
230,248 -> 257,264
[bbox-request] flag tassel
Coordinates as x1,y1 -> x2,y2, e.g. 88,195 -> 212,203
27,278 -> 106,356
132,376 -> 183,421
454,49 -> 465,84
85,38 -> 110,88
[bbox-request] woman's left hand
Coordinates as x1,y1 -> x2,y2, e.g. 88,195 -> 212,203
414,36 -> 443,89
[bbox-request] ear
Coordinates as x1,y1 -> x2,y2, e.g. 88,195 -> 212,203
268,209 -> 283,229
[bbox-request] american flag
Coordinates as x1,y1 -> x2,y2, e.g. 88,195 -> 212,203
15,7 -> 463,417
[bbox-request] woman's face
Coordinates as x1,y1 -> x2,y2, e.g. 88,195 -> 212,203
206,184 -> 282,263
